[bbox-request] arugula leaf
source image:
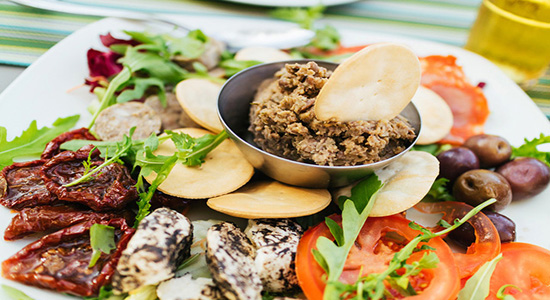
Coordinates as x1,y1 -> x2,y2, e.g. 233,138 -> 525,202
64,130 -> 135,187
88,66 -> 131,127
134,154 -> 178,227
458,253 -> 503,300
218,51 -> 262,77
0,115 -> 79,171
315,174 -> 383,299
168,130 -> 229,166
89,224 -> 116,268
1,285 -> 35,300
512,133 -> 550,166
167,30 -> 209,59
496,284 -> 520,300
116,77 -> 166,105
423,178 -> 455,202
270,5 -> 325,30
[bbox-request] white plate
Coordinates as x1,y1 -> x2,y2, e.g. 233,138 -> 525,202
222,0 -> 358,7
1,16 -> 549,299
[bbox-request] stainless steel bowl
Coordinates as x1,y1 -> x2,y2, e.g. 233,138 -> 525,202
217,60 -> 421,188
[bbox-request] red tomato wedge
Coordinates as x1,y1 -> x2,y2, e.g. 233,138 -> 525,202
487,242 -> 550,300
414,201 -> 501,281
295,214 -> 460,300
420,55 -> 490,145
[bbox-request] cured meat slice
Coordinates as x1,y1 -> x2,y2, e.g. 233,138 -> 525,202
0,159 -> 57,210
206,222 -> 262,300
4,204 -> 120,241
1,218 -> 134,297
112,208 -> 193,294
41,127 -> 97,159
41,145 -> 137,211
420,55 -> 490,145
244,219 -> 303,293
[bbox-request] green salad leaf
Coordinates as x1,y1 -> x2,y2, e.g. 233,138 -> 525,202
0,115 -> 79,171
458,253 -> 503,300
310,24 -> 341,51
88,29 -> 219,128
314,174 -> 383,299
423,178 -> 455,202
412,143 -> 452,156
1,285 -> 35,300
512,133 -> 550,166
270,5 -> 325,30
89,223 -> 116,268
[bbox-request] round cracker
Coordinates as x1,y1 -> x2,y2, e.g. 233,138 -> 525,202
175,79 -> 224,133
314,43 -> 421,122
234,46 -> 292,63
411,86 -> 454,145
334,151 -> 439,217
207,181 -> 331,219
144,128 -> 254,199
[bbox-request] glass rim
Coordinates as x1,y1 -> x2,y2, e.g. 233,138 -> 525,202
484,0 -> 550,28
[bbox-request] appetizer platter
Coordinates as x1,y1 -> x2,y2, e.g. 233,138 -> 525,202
1,14 -> 550,300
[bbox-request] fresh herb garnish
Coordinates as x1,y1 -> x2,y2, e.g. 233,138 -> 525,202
423,178 -> 455,202
457,253 -> 503,300
89,223 -> 116,268
62,130 -> 229,226
0,115 -> 79,171
1,284 -> 35,300
512,133 -> 550,166
133,130 -> 228,226
64,131 -> 135,188
322,198 -> 496,299
314,174 -> 383,299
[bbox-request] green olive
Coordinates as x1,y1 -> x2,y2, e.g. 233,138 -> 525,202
453,169 -> 512,211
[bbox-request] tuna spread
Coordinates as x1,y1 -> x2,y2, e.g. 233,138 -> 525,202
248,62 -> 416,166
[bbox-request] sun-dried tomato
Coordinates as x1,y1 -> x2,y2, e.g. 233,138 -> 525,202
2,218 -> 135,297
150,190 -> 191,214
4,204 -> 121,241
42,127 -> 97,159
41,145 -> 138,211
0,159 -> 58,210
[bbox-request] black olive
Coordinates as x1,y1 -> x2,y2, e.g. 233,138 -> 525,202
453,169 -> 512,211
448,210 -> 516,247
436,147 -> 480,182
463,134 -> 512,168
497,157 -> 550,201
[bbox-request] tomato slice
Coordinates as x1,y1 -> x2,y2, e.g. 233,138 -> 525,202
420,55 -> 490,145
296,214 -> 460,300
487,243 -> 550,300
414,201 -> 501,280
